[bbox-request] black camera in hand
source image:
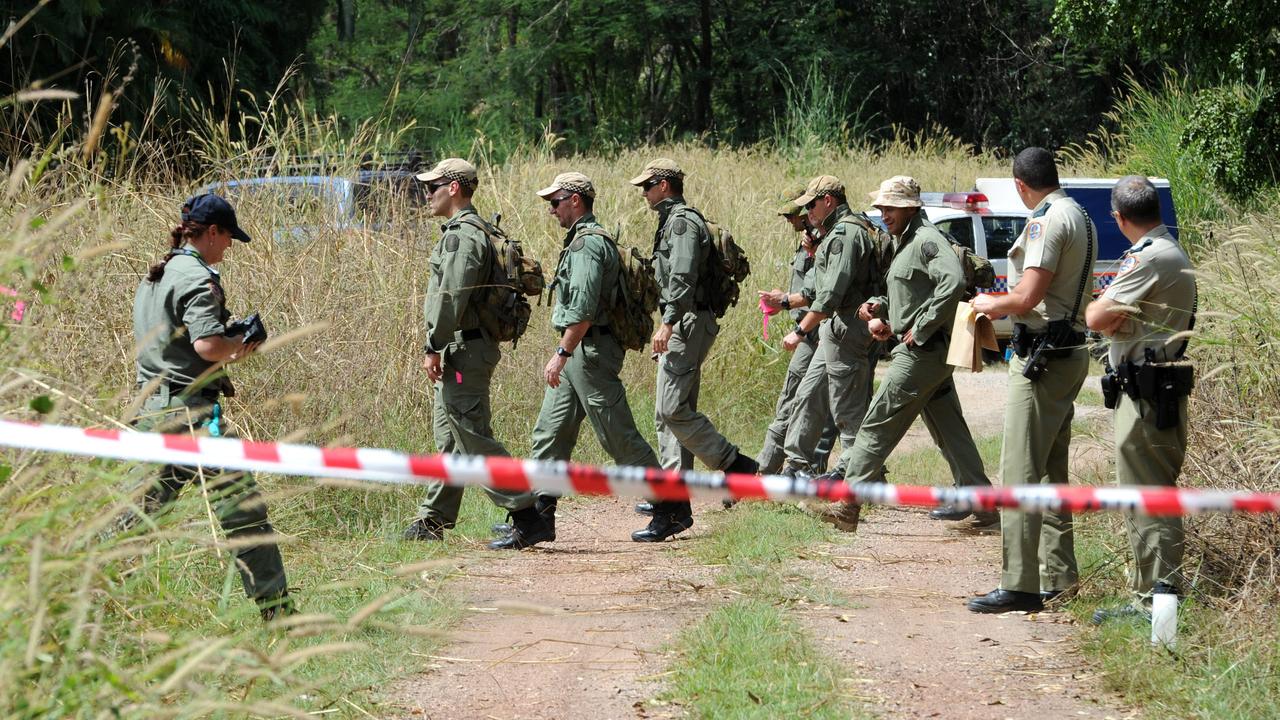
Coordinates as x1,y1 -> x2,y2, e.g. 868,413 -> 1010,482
225,312 -> 268,344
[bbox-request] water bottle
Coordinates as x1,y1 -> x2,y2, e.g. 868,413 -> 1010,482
1150,582 -> 1177,650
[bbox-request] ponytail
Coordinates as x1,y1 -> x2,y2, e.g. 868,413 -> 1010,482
146,221 -> 208,281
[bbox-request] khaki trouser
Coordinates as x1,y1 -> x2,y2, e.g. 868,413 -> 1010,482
1116,392 -> 1187,595
529,332 -> 659,470
416,337 -> 536,525
783,312 -> 875,474
132,389 -> 288,601
843,339 -> 990,488
756,334 -> 837,474
999,350 -> 1088,593
655,310 -> 737,472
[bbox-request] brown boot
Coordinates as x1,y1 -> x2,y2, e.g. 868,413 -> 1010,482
799,500 -> 861,532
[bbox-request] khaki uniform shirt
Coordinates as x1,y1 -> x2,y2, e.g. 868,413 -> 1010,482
133,247 -> 230,387
1102,225 -> 1196,366
550,214 -> 618,331
1007,189 -> 1098,332
424,206 -> 491,353
651,196 -> 710,325
809,205 -> 876,315
873,213 -> 965,345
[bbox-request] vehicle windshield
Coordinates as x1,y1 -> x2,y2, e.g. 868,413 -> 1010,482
981,216 -> 1025,260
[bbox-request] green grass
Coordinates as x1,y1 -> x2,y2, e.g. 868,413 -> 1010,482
666,599 -> 863,720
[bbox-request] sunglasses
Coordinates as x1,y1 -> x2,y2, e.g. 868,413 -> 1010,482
426,181 -> 450,194
642,178 -> 663,191
549,194 -> 574,209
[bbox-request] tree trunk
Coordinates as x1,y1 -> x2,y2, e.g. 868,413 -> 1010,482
337,0 -> 356,42
695,0 -> 713,132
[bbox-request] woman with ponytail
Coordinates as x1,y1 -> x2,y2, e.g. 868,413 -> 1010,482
131,194 -> 295,623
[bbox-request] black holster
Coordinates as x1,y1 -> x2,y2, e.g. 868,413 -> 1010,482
1114,360 -> 1195,430
1016,320 -> 1084,383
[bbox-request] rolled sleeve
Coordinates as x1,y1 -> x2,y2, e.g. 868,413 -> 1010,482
179,281 -> 226,340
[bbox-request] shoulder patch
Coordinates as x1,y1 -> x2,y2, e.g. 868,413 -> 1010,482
207,279 -> 224,305
569,236 -> 586,252
828,237 -> 843,255
444,233 -> 460,252
1026,219 -> 1044,242
921,240 -> 939,260
1117,255 -> 1140,276
672,218 -> 688,235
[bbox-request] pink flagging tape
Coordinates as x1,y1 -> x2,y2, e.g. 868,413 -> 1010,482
2,418 -> 1279,516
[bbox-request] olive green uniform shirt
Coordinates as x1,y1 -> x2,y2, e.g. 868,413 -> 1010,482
551,214 -> 617,330
789,239 -> 816,324
651,197 -> 710,325
133,247 -> 230,388
1007,189 -> 1098,332
423,206 -> 490,353
810,205 -> 876,315
871,213 -> 965,344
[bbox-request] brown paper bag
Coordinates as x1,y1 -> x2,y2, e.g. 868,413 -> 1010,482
946,301 -> 999,372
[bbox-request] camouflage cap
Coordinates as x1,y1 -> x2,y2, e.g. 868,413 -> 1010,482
415,158 -> 479,189
629,158 -> 685,186
869,175 -> 923,208
793,175 -> 845,206
777,184 -> 809,216
536,171 -> 597,200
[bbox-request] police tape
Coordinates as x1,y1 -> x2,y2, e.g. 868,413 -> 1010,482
3,418 -> 1279,517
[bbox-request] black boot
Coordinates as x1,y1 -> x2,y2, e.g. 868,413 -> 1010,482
723,451 -> 760,475
634,500 -> 655,515
492,496 -> 558,538
402,517 -> 446,541
631,502 -> 693,542
966,588 -> 1044,614
488,506 -> 554,550
258,590 -> 298,623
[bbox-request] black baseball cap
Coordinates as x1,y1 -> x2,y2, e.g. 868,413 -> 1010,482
181,194 -> 251,242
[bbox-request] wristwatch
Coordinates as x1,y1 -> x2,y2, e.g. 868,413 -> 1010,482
794,327 -> 808,340
556,346 -> 572,358
780,295 -> 791,311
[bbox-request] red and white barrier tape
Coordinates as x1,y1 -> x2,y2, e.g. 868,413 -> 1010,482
3,419 -> 1279,517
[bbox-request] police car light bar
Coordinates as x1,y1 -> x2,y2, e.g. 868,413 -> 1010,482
941,192 -> 989,210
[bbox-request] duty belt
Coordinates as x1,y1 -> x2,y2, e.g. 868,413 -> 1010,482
659,302 -> 712,314
1010,323 -> 1085,359
137,379 -> 221,401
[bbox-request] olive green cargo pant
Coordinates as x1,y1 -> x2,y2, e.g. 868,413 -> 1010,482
415,338 -> 536,526
133,390 -> 288,601
998,350 -> 1088,593
530,332 -> 658,469
1116,392 -> 1187,595
756,334 -> 837,474
655,310 -> 738,472
843,339 -> 990,488
783,313 -> 876,474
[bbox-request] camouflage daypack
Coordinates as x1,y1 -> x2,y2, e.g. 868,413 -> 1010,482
579,228 -> 660,352
681,208 -> 750,317
945,237 -> 996,299
847,213 -> 897,298
459,214 -> 545,344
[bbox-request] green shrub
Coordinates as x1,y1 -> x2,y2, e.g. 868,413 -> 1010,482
1182,82 -> 1280,202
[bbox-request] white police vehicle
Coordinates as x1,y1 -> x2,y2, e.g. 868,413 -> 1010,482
870,177 -> 1178,339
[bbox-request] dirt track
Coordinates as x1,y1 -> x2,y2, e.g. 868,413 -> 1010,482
388,367 -> 1129,719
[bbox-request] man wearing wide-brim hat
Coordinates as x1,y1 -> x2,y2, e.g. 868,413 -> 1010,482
628,158 -> 760,542
834,175 -> 995,530
755,184 -> 838,475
